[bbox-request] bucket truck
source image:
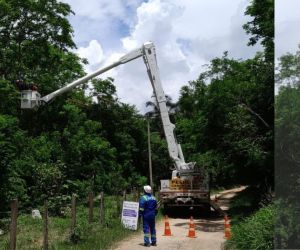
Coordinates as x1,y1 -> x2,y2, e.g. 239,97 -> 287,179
20,42 -> 211,212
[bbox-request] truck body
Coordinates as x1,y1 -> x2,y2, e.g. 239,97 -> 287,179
159,168 -> 210,211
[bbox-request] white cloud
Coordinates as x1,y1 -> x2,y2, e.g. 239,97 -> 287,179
67,0 -> 260,113
62,0 -> 129,22
61,0 -> 143,50
274,0 -> 300,94
77,40 -> 104,68
275,0 -> 300,58
172,0 -> 245,40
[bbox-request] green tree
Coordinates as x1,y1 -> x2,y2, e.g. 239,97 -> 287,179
243,0 -> 274,62
176,53 -> 273,189
0,0 -> 85,134
0,115 -> 26,210
275,48 -> 300,248
0,79 -> 19,116
87,78 -> 149,190
0,0 -> 84,90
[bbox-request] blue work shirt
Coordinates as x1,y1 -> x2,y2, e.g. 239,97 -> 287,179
139,193 -> 158,219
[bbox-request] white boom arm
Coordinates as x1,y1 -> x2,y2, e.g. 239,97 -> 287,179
142,43 -> 195,174
42,46 -> 143,103
20,42 -> 195,174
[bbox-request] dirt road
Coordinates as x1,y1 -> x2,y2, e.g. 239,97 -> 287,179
113,187 -> 245,250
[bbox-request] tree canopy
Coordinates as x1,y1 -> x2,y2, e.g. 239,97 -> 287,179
275,47 -> 300,249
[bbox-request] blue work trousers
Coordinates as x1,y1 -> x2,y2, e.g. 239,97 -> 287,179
143,216 -> 156,245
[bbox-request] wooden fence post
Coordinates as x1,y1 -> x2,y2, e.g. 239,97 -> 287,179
122,190 -> 126,202
116,192 -> 122,218
138,188 -> 140,201
10,199 -> 18,250
88,191 -> 94,223
43,200 -> 48,250
71,194 -> 76,233
99,191 -> 104,225
135,188 -> 139,202
119,190 -> 126,218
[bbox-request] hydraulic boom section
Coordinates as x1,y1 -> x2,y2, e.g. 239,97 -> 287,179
142,43 -> 195,176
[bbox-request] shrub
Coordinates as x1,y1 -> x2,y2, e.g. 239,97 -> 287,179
275,200 -> 300,249
226,204 -> 275,250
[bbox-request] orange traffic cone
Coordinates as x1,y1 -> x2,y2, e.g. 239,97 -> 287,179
187,216 -> 197,238
162,215 -> 172,236
224,215 -> 231,239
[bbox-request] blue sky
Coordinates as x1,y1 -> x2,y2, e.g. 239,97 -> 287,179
60,0 -> 295,112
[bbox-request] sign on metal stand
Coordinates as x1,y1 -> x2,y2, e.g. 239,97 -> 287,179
121,201 -> 139,230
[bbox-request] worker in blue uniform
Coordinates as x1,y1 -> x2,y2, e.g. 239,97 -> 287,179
139,185 -> 158,247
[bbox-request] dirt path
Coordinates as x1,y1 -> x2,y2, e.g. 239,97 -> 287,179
113,186 -> 246,250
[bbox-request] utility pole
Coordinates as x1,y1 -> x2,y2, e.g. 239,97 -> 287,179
147,119 -> 153,187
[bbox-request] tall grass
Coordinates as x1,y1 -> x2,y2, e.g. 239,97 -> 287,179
226,204 -> 275,250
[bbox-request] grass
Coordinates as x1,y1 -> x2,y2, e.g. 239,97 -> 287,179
226,204 -> 275,250
224,186 -> 275,250
0,195 -> 141,250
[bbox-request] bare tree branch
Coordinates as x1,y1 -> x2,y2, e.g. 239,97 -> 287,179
239,103 -> 270,128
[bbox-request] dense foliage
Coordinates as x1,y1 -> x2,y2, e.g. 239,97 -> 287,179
275,48 -> 300,248
176,52 -> 273,190
0,0 -> 150,213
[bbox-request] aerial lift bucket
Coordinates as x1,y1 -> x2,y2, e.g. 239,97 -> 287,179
20,90 -> 41,109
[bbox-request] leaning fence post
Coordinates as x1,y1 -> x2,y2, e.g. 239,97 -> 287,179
43,200 -> 49,250
71,194 -> 76,233
99,191 -> 104,225
88,191 -> 94,224
10,199 -> 18,250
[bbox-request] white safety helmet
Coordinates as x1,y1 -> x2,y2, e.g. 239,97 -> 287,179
143,185 -> 152,193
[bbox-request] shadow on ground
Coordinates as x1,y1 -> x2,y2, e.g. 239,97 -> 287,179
163,206 -> 223,220
173,218 -> 224,233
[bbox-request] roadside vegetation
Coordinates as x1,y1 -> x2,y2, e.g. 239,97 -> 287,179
227,204 -> 275,250
0,196 -> 136,249
274,47 -> 300,248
